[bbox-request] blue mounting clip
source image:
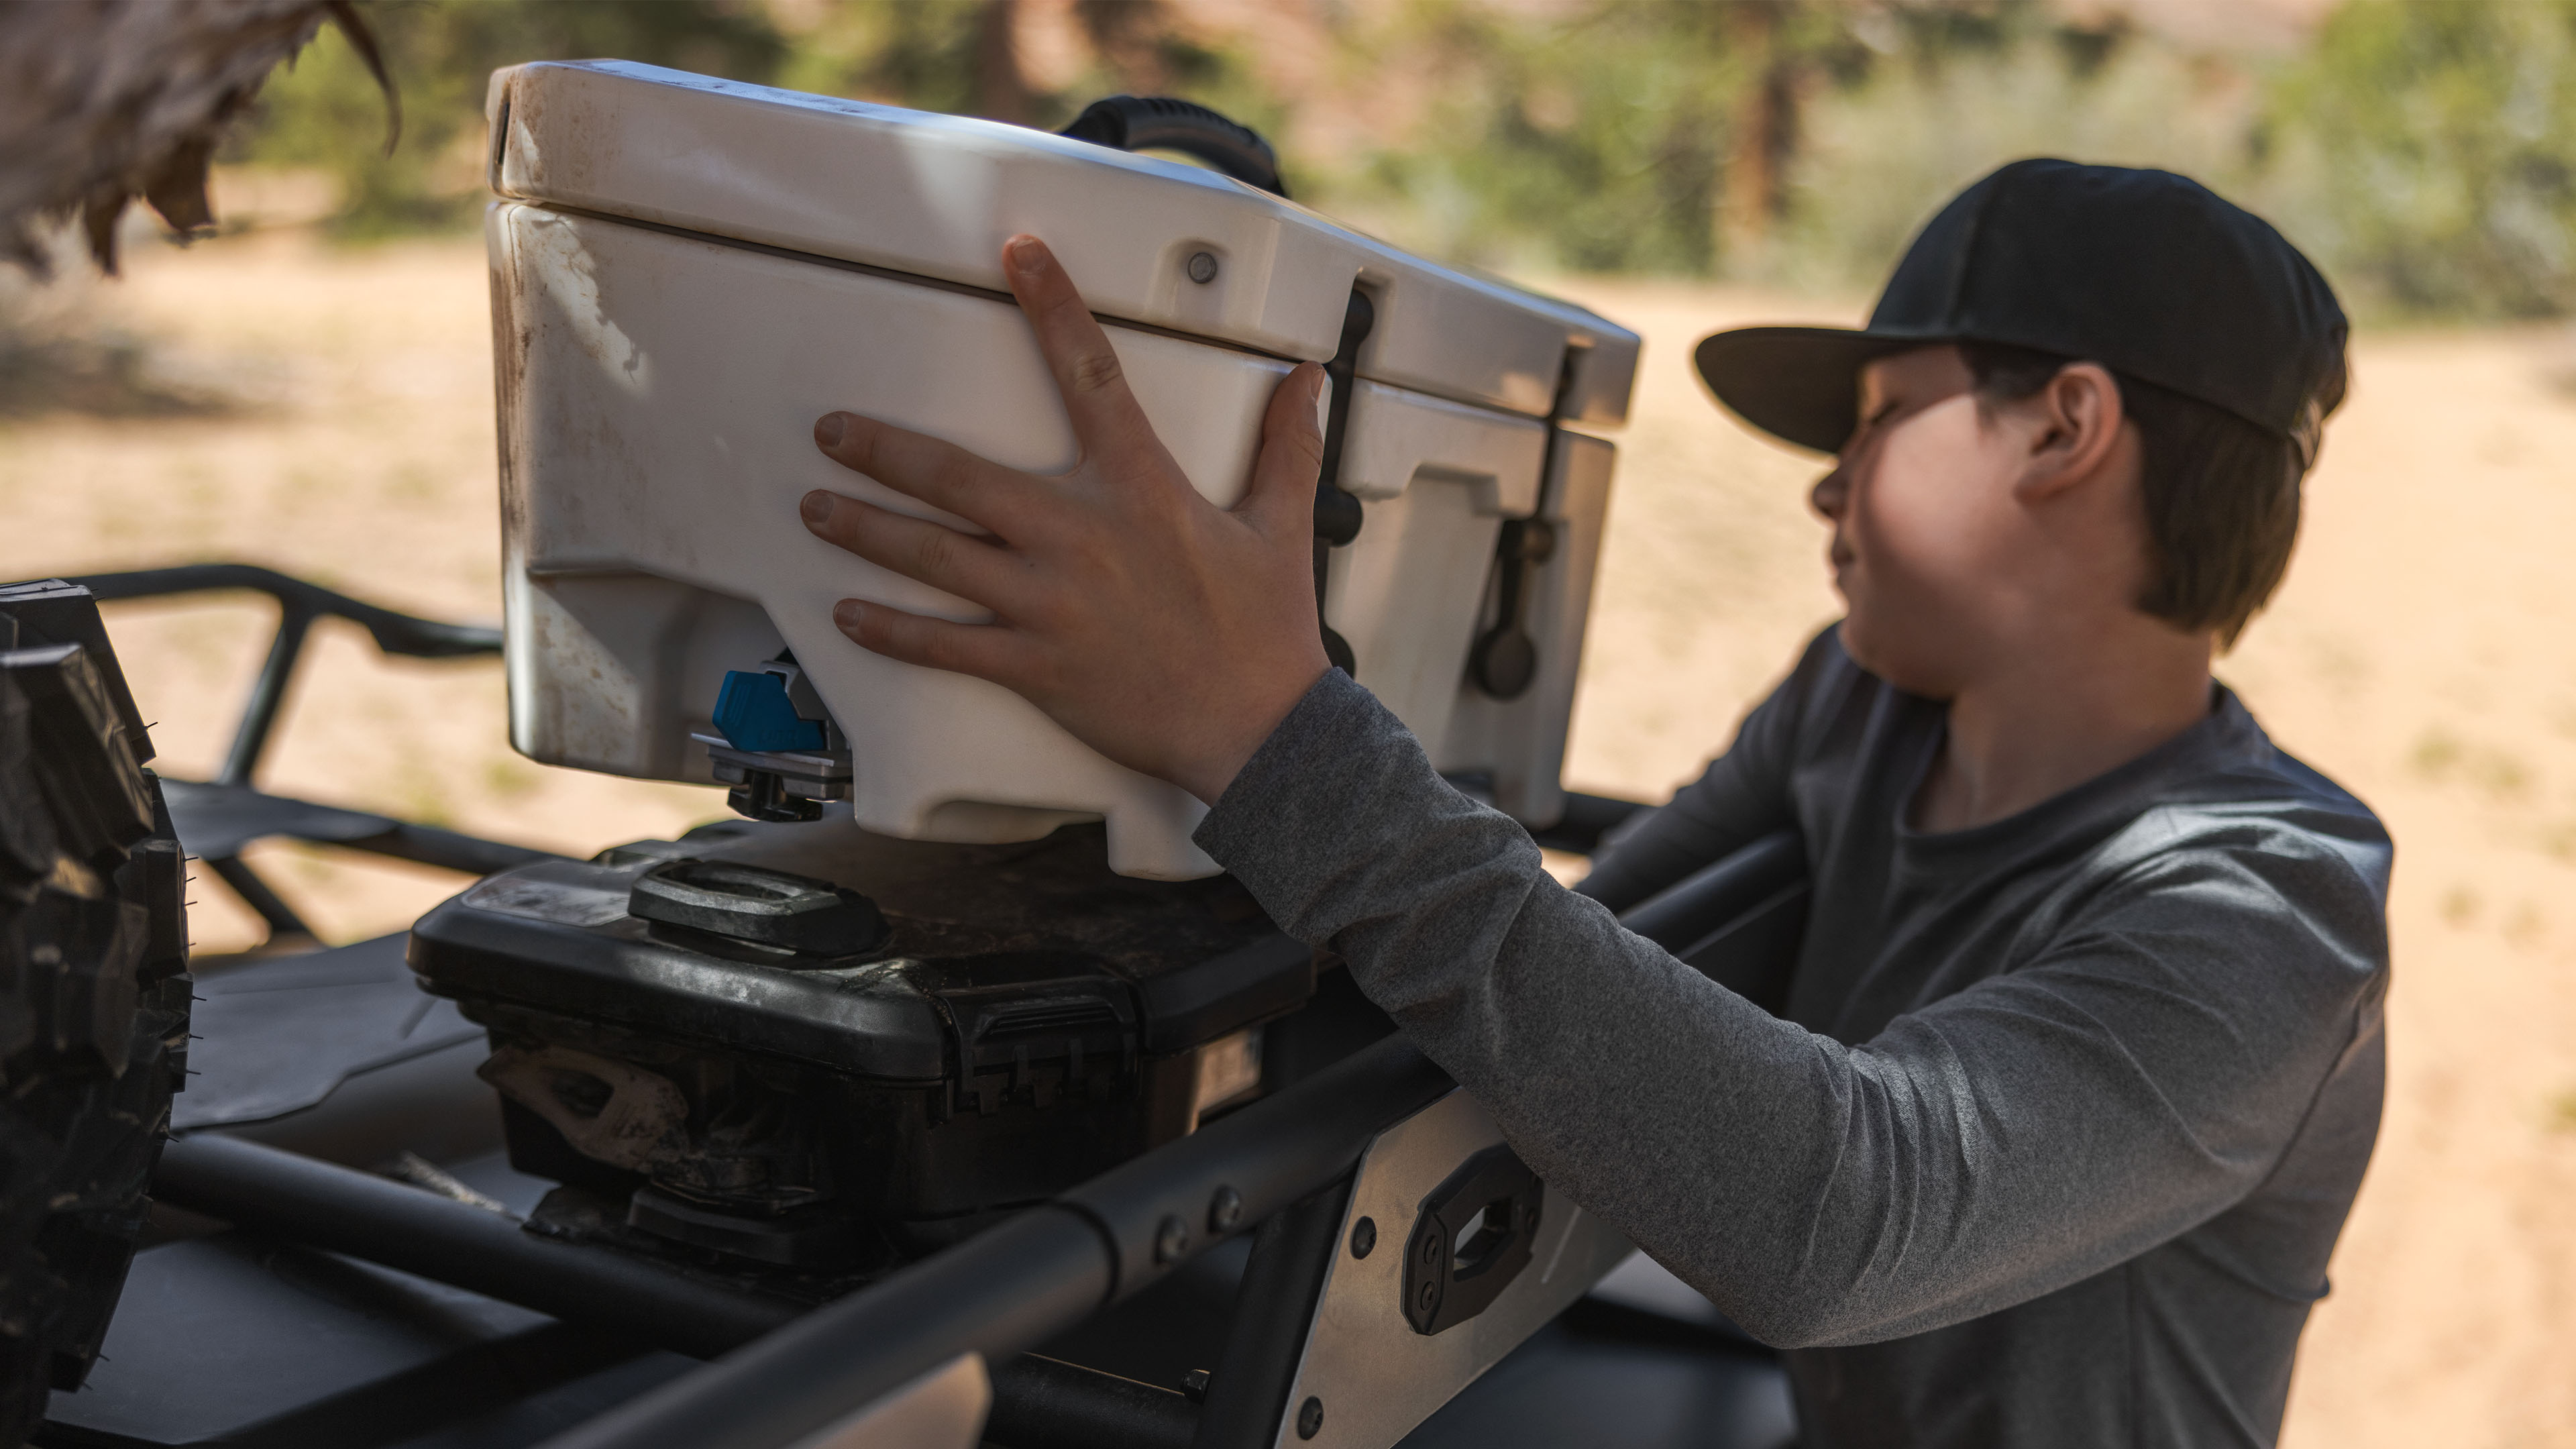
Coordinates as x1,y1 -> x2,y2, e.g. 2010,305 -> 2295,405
713,669 -> 826,753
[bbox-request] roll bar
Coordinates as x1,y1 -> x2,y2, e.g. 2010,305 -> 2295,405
67,565 -> 555,943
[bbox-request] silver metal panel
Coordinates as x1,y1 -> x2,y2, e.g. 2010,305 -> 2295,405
1271,1089 -> 1634,1448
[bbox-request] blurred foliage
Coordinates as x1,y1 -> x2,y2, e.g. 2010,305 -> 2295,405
226,0 -> 2576,320
1762,13 -> 2264,296
1327,0 -> 2132,279
771,3 -> 982,117
1332,2 -> 1764,276
234,0 -> 788,238
769,1 -> 1266,132
2263,0 -> 2576,319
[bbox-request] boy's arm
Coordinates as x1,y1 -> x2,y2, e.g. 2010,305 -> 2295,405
1203,669 -> 2385,1348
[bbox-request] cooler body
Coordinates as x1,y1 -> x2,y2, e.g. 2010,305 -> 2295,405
490,62 -> 1639,878
493,202 -> 1286,875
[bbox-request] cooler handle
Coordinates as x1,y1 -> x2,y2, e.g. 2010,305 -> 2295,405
1057,95 -> 1289,198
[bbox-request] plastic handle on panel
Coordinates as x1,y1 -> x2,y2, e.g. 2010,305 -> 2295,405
1401,1143 -> 1545,1335
1056,96 -> 1289,198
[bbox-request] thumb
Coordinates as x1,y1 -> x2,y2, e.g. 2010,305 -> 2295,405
1238,362 -> 1330,537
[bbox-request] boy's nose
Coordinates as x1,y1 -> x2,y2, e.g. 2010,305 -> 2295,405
1810,466 -> 1849,521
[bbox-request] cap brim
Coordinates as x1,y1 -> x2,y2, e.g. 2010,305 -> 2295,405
1693,327 -> 1929,455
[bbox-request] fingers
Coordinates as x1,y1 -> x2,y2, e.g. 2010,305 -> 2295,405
1238,363 -> 1330,536
1000,235 -> 1158,461
812,411 -> 1039,537
801,490 -> 1034,616
830,597 -> 1034,685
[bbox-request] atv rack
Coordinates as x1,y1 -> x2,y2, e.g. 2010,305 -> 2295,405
32,567 -> 1805,1449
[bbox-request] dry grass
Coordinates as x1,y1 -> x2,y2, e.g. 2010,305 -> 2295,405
3,229 -> 2571,1445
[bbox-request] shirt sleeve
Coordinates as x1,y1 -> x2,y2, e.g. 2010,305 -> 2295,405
1195,670 -> 2387,1349
1573,628 -> 1838,912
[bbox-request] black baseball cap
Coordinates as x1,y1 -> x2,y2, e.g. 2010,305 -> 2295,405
1694,158 -> 2349,456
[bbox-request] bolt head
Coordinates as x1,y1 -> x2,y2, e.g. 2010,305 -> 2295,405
1154,1214 -> 1190,1265
1349,1216 -> 1377,1259
1187,250 -> 1220,284
1297,1395 -> 1325,1439
1209,1185 -> 1243,1234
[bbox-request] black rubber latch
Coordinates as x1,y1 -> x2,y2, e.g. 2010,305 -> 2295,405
1313,288 -> 1377,678
628,858 -> 889,957
934,974 -> 1139,1116
1466,518 -> 1558,700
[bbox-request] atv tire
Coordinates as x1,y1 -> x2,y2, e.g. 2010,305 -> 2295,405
0,584 -> 189,1448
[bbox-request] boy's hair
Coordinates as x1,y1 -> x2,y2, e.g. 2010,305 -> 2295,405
1962,341 -> 2318,648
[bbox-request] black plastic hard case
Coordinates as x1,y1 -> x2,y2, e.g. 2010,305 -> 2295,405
406,818 -> 1315,1256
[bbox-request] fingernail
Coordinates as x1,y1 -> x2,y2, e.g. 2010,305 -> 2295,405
833,598 -> 866,630
1310,368 -> 1331,437
814,413 -> 845,447
800,490 -> 833,525
1006,235 -> 1045,273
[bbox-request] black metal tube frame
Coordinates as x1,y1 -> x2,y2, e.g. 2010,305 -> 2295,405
72,564 -> 504,788
531,1035 -> 1452,1449
1527,790 -> 1648,855
1189,1178 -> 1356,1449
201,855 -> 319,944
1617,830 -> 1804,950
70,564 -> 539,937
147,1037 -> 1452,1449
154,1132 -> 801,1360
154,1136 -> 1212,1447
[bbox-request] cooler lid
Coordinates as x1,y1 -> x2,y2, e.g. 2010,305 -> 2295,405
485,61 -> 1640,427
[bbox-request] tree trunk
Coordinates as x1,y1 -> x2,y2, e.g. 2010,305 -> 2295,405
1718,1 -> 1803,268
974,0 -> 1037,125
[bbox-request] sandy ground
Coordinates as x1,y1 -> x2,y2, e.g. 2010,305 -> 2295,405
3,229 -> 2571,1445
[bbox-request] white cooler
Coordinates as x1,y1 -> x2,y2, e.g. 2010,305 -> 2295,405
487,62 -> 1640,878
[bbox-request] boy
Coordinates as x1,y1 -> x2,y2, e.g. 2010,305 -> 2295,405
794,160 -> 2388,1448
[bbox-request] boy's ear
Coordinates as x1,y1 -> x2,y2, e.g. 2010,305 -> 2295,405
2015,362 -> 2127,501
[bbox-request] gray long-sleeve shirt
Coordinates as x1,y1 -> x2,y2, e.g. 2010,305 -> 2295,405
1194,629 -> 2389,1448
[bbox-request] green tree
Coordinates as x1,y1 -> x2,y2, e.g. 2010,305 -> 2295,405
2268,0 -> 2576,318
1325,1 -> 1896,278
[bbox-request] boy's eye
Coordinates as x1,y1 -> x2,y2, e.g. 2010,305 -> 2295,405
1864,400 -> 1902,430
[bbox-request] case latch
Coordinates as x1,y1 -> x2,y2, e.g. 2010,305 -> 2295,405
936,975 -> 1139,1116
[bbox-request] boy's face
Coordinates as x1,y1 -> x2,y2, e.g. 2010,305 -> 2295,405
1809,344 -> 2049,698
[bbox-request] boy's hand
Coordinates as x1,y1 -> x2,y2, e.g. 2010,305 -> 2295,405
800,234 -> 1333,805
